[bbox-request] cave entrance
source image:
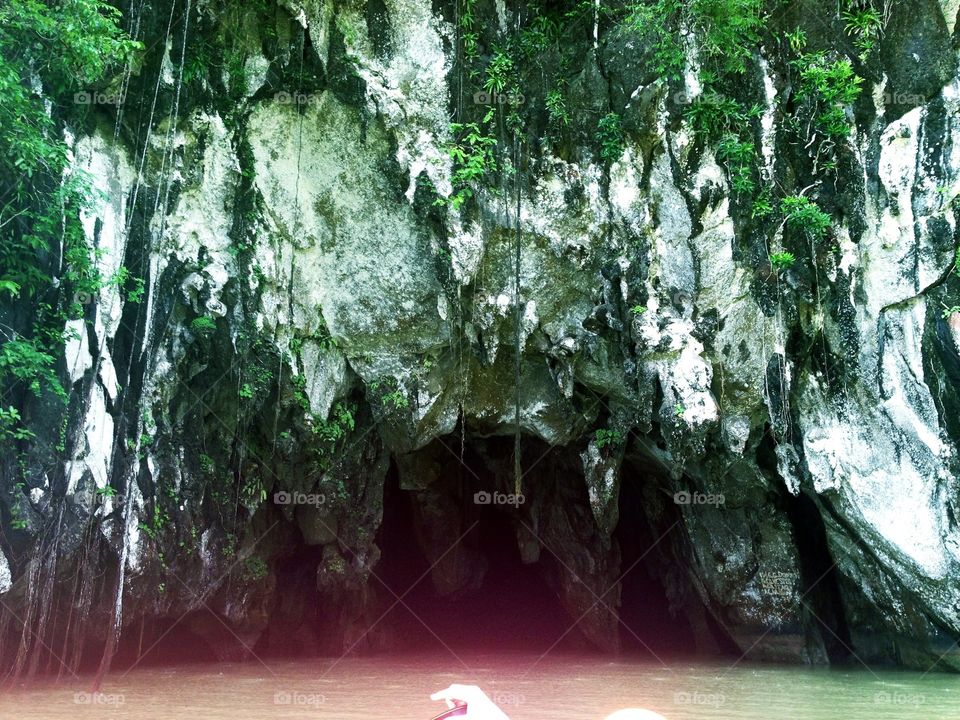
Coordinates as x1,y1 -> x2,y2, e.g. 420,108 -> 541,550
614,464 -> 697,659
375,437 -> 581,655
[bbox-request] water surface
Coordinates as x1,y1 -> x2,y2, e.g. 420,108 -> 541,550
2,654 -> 957,719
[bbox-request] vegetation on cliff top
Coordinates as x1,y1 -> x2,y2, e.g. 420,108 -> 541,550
0,0 -> 140,447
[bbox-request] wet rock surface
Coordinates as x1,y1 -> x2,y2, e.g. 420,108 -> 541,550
2,0 -> 960,676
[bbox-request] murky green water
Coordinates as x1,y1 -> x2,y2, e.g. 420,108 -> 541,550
1,653 -> 957,719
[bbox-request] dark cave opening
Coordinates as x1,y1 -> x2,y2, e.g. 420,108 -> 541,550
373,441 -> 580,655
614,469 -> 698,659
106,436 -> 729,669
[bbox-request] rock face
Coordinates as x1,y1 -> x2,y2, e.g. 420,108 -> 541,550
2,0 -> 960,675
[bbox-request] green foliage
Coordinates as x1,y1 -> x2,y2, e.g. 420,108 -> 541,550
138,503 -> 170,542
689,0 -> 765,75
623,0 -> 686,78
314,401 -> 355,443
440,120 -> 498,210
239,475 -> 267,505
190,315 -> 218,334
595,428 -> 624,449
792,52 -> 863,140
624,0 -> 764,78
769,251 -> 797,270
685,95 -> 762,196
0,0 -> 140,443
484,47 -> 514,94
842,4 -> 885,59
751,190 -> 774,220
686,94 -> 761,140
199,453 -> 215,475
785,27 -> 807,53
382,389 -> 409,410
717,133 -> 756,194
781,196 -> 832,241
630,304 -> 648,315
546,88 -> 570,128
459,0 -> 480,64
520,14 -> 560,57
941,305 -> 960,319
596,113 -> 625,163
0,406 -> 35,443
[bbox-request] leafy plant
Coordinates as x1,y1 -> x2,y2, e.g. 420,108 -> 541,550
440,119 -> 498,210
785,27 -> 807,53
717,133 -> 756,194
596,112 -> 625,163
314,401 -> 355,443
842,5 -> 885,58
0,0 -> 141,445
769,251 -> 797,270
690,0 -> 765,75
546,88 -> 570,127
752,190 -> 774,220
190,315 -> 217,334
792,52 -> 863,140
623,0 -> 764,77
595,428 -> 624,449
382,389 -> 409,410
630,304 -> 648,315
484,47 -> 514,94
781,195 -> 832,241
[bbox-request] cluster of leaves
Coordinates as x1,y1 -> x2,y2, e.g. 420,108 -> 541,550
842,0 -> 887,60
791,51 -> 864,140
624,0 -> 765,79
769,251 -> 797,270
440,118 -> 498,210
459,0 -> 480,71
0,0 -> 140,447
596,113 -> 625,163
781,195 -> 833,241
594,428 -> 625,449
314,401 -> 356,444
191,315 -> 218,334
546,88 -> 570,128
717,134 -> 758,195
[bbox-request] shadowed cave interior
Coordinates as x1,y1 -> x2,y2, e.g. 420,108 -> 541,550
107,435 -> 735,669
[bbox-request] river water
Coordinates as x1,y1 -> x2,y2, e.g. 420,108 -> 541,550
1,653 -> 957,719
